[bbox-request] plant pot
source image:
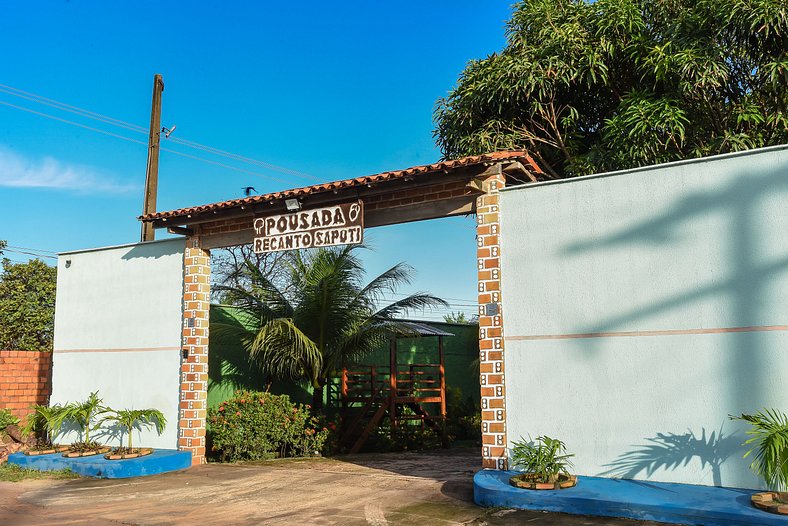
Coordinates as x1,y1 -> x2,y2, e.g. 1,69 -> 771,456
62,447 -> 111,458
104,448 -> 153,460
752,492 -> 788,515
509,472 -> 578,490
25,445 -> 69,456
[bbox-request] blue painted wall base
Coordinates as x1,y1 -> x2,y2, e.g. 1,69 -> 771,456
475,470 -> 788,526
8,449 -> 192,479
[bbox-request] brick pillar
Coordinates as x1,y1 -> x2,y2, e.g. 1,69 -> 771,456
476,170 -> 508,469
179,238 -> 210,465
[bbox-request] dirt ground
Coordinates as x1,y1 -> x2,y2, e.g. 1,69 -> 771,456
0,450 -> 667,525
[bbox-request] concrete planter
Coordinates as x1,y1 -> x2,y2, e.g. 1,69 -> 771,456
104,448 -> 153,460
509,473 -> 578,490
25,445 -> 69,456
63,447 -> 111,458
752,492 -> 788,515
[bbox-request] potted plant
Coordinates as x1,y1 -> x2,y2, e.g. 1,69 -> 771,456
730,409 -> 788,515
509,435 -> 577,490
100,408 -> 167,460
22,404 -> 71,455
62,391 -> 111,457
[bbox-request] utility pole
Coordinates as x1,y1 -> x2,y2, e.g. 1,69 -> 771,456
140,73 -> 164,242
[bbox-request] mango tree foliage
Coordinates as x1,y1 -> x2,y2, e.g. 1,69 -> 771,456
434,0 -> 788,178
0,251 -> 57,351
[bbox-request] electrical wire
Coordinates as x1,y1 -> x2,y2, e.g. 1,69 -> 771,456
5,244 -> 58,254
1,248 -> 57,259
0,100 -> 295,185
0,83 -> 321,182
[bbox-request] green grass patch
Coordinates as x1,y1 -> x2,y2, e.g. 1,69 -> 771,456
0,463 -> 80,482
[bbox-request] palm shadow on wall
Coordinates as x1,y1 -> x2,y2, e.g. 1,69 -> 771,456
600,426 -> 744,487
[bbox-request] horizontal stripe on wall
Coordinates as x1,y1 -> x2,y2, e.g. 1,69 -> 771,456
53,346 -> 181,354
506,324 -> 788,341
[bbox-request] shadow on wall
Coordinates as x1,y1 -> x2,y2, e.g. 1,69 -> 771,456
599,426 -> 745,487
120,238 -> 186,261
561,161 -> 788,412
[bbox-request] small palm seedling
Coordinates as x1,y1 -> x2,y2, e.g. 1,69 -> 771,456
22,404 -> 71,453
101,408 -> 166,454
510,435 -> 577,490
63,391 -> 110,451
730,409 -> 788,491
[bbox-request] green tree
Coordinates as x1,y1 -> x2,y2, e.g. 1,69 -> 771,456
0,249 -> 57,351
443,312 -> 478,324
215,245 -> 447,409
434,0 -> 788,178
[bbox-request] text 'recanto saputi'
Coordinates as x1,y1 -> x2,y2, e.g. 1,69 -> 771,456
252,201 -> 364,253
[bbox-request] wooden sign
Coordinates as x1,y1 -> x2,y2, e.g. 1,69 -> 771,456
253,201 -> 364,253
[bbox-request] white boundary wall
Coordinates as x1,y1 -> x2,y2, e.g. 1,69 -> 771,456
51,238 -> 185,449
499,145 -> 788,488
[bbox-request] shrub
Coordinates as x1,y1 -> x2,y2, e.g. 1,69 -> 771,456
372,422 -> 443,452
208,390 -> 328,462
511,435 -> 574,483
0,408 -> 19,433
445,387 -> 481,444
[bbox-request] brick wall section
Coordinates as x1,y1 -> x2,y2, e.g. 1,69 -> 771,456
364,180 -> 478,211
0,350 -> 52,421
179,240 -> 211,465
476,171 -> 508,469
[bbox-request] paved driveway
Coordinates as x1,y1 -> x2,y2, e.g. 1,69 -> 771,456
0,450 -> 665,525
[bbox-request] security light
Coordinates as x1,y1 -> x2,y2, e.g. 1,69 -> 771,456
285,198 -> 302,212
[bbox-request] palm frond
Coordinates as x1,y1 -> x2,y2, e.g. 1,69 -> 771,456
373,293 -> 450,320
250,318 -> 322,383
731,409 -> 788,490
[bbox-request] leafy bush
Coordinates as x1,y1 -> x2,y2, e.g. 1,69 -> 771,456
445,387 -> 481,444
372,422 -> 443,452
511,435 -> 574,483
208,390 -> 328,462
730,409 -> 788,490
0,408 -> 19,432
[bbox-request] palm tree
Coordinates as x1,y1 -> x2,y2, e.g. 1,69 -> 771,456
214,245 -> 448,409
731,409 -> 788,490
22,404 -> 70,444
101,409 -> 167,450
64,391 -> 109,444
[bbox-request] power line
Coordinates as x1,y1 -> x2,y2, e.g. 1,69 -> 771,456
384,290 -> 479,304
5,245 -> 58,254
0,100 -> 295,185
0,83 -> 321,182
1,248 -> 57,259
0,100 -> 149,147
0,84 -> 148,134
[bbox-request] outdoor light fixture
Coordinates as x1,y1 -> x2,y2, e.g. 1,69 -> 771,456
284,198 -> 302,212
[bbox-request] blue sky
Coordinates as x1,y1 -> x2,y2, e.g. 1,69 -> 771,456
0,1 -> 513,320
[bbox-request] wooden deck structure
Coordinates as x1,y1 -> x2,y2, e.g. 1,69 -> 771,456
337,322 -> 453,453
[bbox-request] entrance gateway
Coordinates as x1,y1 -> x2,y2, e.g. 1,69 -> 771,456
137,151 -> 543,466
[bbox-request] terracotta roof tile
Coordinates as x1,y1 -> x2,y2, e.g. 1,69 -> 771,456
141,151 -> 536,222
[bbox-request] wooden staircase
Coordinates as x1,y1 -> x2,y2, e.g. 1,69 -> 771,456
338,352 -> 448,453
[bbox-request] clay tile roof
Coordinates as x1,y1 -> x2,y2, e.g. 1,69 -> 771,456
140,151 -> 537,223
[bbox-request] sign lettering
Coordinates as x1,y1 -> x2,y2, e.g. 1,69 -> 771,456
253,201 -> 364,254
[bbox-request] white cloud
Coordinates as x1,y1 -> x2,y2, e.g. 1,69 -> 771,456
0,146 -> 138,193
